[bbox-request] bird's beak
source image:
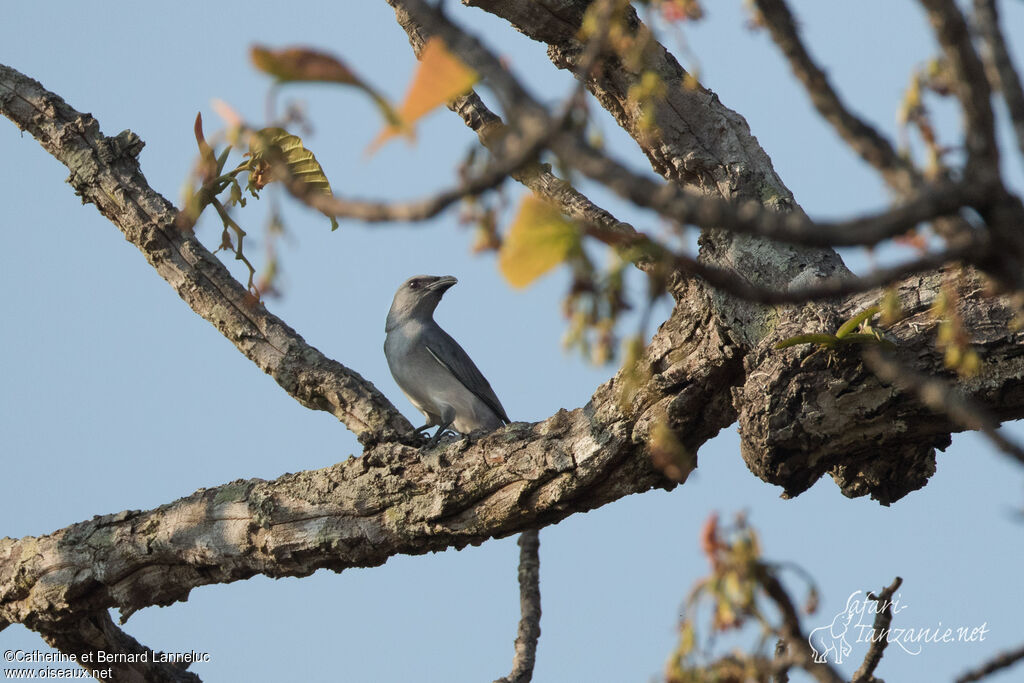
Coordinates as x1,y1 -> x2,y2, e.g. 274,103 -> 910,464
428,275 -> 458,292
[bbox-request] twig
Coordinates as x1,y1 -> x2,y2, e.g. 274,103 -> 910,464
956,641 -> 1024,683
851,576 -> 903,683
972,0 -> 1024,167
863,348 -> 1024,465
494,529 -> 542,683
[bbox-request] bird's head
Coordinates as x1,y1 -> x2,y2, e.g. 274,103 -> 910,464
386,275 -> 458,331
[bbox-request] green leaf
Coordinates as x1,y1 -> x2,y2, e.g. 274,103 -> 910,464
837,332 -> 896,348
835,305 -> 880,339
248,128 -> 339,230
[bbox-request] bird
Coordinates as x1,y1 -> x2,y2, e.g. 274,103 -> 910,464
384,274 -> 510,447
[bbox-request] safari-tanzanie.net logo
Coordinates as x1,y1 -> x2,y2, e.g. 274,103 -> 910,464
808,590 -> 990,664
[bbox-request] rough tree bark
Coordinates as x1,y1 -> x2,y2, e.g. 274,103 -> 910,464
2,0 -> 1023,679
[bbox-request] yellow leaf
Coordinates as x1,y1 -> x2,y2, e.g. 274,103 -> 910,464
369,37 -> 479,152
499,196 -> 579,288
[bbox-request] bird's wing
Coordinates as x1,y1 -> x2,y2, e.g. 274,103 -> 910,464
425,328 -> 511,425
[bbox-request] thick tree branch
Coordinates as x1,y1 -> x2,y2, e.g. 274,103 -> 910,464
736,268 -> 1024,503
0,63 -> 413,446
0,409 -> 673,640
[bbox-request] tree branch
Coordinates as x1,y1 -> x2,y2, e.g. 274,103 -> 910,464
37,612 -> 201,683
0,63 -> 413,446
0,413 -> 671,639
657,238 -> 986,305
389,3 -> 640,250
736,269 -> 1024,503
494,529 -> 541,683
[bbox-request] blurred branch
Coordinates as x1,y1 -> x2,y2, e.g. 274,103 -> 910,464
863,348 -> 1024,465
851,577 -> 903,683
758,571 -> 845,683
285,0 -> 618,227
918,0 -> 999,175
956,641 -> 1024,683
559,128 -> 989,248
751,0 -> 921,194
972,0 -> 1024,165
494,529 -> 542,683
660,238 -> 985,304
390,1 -> 639,246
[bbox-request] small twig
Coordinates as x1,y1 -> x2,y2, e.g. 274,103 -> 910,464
863,348 -> 1024,465
494,529 -> 542,683
851,576 -> 903,683
956,641 -> 1024,683
972,0 -> 1024,167
211,198 -> 258,293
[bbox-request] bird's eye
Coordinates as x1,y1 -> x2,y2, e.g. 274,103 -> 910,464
409,280 -> 420,290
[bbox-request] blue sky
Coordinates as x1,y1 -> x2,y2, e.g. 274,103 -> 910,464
2,1 -> 1023,681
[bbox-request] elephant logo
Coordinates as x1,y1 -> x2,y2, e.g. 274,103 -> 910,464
808,591 -> 861,664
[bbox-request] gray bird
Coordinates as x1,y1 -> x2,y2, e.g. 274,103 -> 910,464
384,275 -> 510,446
